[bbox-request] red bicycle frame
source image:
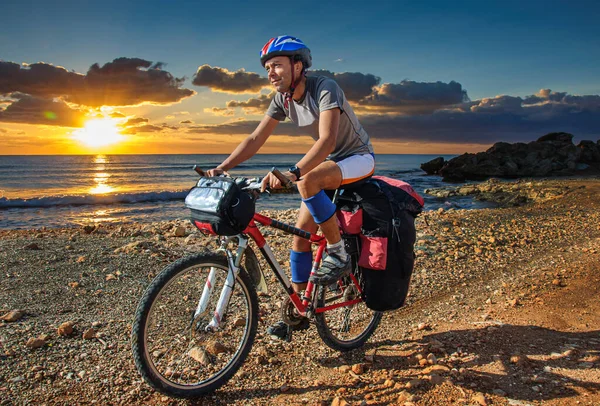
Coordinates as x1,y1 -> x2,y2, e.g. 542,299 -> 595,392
241,212 -> 363,317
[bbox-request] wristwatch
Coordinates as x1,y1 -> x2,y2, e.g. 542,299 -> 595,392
288,165 -> 301,181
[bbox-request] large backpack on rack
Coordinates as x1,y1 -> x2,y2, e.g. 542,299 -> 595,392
336,176 -> 424,311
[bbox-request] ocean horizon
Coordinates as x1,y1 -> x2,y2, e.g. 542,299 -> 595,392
0,154 -> 493,229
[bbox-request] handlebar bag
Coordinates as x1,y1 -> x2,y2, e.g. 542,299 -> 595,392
185,177 -> 255,236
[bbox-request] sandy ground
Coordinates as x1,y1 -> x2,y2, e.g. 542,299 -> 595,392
0,177 -> 599,405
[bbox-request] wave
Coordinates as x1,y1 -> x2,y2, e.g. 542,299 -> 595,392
0,190 -> 188,209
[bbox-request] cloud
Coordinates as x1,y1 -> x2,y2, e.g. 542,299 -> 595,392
0,94 -> 86,127
308,70 -> 380,101
123,117 -> 149,126
180,120 -> 193,124
192,65 -> 269,93
204,107 -> 235,116
110,111 -> 125,118
188,89 -> 600,145
358,80 -> 470,113
226,92 -> 275,114
0,58 -> 195,108
0,128 -> 7,133
121,124 -> 164,134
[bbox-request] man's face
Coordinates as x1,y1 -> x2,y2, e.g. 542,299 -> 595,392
264,56 -> 300,92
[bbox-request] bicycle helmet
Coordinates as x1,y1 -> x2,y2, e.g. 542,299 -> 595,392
259,35 -> 312,69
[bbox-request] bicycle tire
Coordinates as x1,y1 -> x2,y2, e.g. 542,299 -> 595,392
314,273 -> 382,352
131,252 -> 258,398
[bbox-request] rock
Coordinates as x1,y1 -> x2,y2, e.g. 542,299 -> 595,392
233,318 -> 246,327
1,310 -> 24,322
338,365 -> 351,373
105,274 -> 117,281
437,132 -> 599,181
188,347 -> 210,365
82,328 -> 96,340
351,363 -> 364,375
206,340 -> 227,355
174,226 -> 186,237
426,353 -> 437,365
421,157 -> 445,175
26,337 -> 46,349
472,393 -> 487,406
57,321 -> 75,337
331,397 -> 348,406
397,391 -> 414,403
24,242 -> 41,250
417,322 -> 430,331
280,383 -> 290,392
82,225 -> 96,234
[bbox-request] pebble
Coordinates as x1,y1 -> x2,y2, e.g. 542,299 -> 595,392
206,340 -> 227,355
351,364 -> 364,375
472,393 -> 487,406
57,321 -> 75,337
82,328 -> 96,340
26,337 -> 46,349
1,310 -> 24,322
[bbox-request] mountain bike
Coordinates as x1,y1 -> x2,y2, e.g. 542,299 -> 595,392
131,168 -> 382,398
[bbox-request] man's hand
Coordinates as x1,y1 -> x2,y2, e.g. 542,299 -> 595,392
206,168 -> 226,177
260,171 -> 295,192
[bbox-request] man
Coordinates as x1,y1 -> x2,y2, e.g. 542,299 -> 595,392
207,35 -> 375,339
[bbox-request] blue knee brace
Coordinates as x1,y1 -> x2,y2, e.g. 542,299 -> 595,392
303,190 -> 336,224
290,250 -> 312,283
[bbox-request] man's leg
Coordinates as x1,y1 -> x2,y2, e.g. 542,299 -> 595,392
296,161 -> 351,285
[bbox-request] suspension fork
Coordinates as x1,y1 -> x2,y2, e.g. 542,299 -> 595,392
193,236 -> 249,332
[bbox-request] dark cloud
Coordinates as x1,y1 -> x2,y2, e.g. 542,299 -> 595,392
308,70 -> 380,101
358,80 -> 469,113
121,124 -> 164,135
189,89 -> 600,145
226,92 -> 274,114
123,117 -> 149,126
0,94 -> 86,127
180,120 -> 193,124
192,65 -> 269,93
0,58 -> 195,108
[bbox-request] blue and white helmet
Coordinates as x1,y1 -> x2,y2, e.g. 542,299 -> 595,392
259,35 -> 312,68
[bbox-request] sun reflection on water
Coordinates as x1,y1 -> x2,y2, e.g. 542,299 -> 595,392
89,155 -> 116,195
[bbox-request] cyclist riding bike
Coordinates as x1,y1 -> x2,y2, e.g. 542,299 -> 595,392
206,35 -> 375,339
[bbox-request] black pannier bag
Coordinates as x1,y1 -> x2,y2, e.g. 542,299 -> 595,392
337,176 -> 424,311
185,177 -> 255,236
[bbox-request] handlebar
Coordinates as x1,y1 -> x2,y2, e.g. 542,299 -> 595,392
270,167 -> 293,189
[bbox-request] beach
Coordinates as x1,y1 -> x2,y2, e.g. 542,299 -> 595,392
1,177 -> 599,405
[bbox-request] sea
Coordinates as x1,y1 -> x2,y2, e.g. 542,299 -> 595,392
0,154 -> 494,230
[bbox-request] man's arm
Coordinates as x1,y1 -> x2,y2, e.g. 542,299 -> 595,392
294,107 -> 340,177
212,115 -> 279,173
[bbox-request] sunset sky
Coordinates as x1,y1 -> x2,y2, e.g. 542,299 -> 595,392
1,0 -> 599,155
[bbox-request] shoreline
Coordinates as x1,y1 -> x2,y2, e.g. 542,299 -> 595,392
1,177 -> 599,405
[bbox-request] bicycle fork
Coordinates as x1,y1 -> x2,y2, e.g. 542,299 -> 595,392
192,237 -> 249,332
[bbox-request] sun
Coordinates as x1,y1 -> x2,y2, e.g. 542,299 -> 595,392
73,119 -> 125,148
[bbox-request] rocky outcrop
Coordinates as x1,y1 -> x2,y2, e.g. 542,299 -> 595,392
421,133 -> 600,182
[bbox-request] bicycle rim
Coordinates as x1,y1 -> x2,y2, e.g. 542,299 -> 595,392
315,274 -> 382,351
132,254 -> 257,397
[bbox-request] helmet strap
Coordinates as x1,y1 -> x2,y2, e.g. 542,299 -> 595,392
283,56 -> 305,109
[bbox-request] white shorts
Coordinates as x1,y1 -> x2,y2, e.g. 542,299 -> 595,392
336,154 -> 375,186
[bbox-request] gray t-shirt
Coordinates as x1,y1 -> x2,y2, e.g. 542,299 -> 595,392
266,75 -> 374,161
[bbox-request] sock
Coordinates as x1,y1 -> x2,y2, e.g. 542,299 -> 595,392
326,239 -> 348,262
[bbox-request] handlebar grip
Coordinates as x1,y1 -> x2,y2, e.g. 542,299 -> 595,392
271,167 -> 293,189
193,165 -> 205,176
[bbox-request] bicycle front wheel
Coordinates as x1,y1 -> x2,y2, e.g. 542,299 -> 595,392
314,274 -> 382,351
131,252 -> 258,398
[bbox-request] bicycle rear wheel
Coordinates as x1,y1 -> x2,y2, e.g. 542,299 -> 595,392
314,271 -> 382,352
131,252 -> 258,398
